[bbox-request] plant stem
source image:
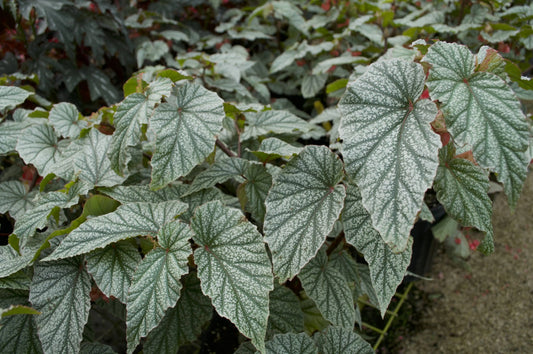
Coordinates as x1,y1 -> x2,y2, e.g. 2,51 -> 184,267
216,139 -> 236,157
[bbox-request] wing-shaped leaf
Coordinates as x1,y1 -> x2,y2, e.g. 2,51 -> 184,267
434,145 -> 494,253
243,163 -> 273,224
13,180 -> 89,245
264,145 -> 345,281
150,83 -> 225,189
265,333 -> 317,354
16,124 -> 62,177
48,102 -> 86,138
126,221 -> 192,354
184,157 -> 249,196
29,257 -> 91,354
86,240 -> 141,303
109,78 -> 172,175
342,182 -> 412,316
422,41 -> 529,207
267,281 -> 305,337
144,272 -> 213,354
315,326 -> 374,354
191,201 -> 273,353
45,200 -> 187,261
298,249 -> 355,328
74,129 -> 126,187
0,181 -> 37,219
242,110 -> 312,140
339,58 -> 440,252
0,86 -> 32,113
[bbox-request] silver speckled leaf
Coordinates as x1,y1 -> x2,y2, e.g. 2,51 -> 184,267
264,145 -> 346,282
16,124 -> 62,177
126,220 -> 192,354
29,257 -> 91,354
434,144 -> 494,253
98,183 -> 186,203
0,86 -> 32,113
265,333 -> 317,354
45,200 -> 187,261
0,180 -> 37,220
243,163 -> 273,224
144,272 -> 213,354
339,58 -> 440,252
0,308 -> 43,353
422,41 -> 529,207
191,201 -> 273,353
342,182 -> 412,316
242,110 -> 312,140
74,129 -> 126,188
48,102 -> 86,138
150,83 -> 224,190
299,249 -> 355,328
314,326 -> 374,354
86,240 -> 141,303
267,281 -> 305,337
184,157 -> 249,196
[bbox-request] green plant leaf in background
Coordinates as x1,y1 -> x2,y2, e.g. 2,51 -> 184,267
339,58 -> 441,252
422,41 -> 529,207
264,145 -> 346,282
45,200 -> 187,261
191,201 -> 273,353
150,82 -> 225,190
298,248 -> 355,328
0,304 -> 40,318
126,220 -> 192,354
144,272 -> 213,354
267,281 -> 305,337
434,144 -> 494,253
242,163 -> 273,224
0,299 -> 42,353
29,257 -> 91,354
86,240 -> 141,304
342,182 -> 412,316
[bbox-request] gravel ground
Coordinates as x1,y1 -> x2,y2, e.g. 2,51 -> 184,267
398,171 -> 533,353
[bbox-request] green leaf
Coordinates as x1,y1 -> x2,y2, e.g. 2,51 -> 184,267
342,182 -> 412,316
314,326 -> 374,354
109,78 -> 172,175
74,129 -> 126,187
419,202 -> 435,223
265,333 -> 317,354
242,110 -> 312,140
0,309 -> 43,353
98,184 -> 185,203
267,281 -> 305,337
339,58 -> 440,252
422,42 -> 529,207
0,181 -> 37,219
191,201 -> 273,353
0,120 -> 36,154
251,137 -> 303,162
299,294 -> 329,335
0,86 -> 32,113
326,79 -> 349,94
29,257 -> 91,354
434,145 -> 494,254
299,249 -> 355,328
264,145 -> 346,282
16,124 -> 62,177
301,74 -> 328,99
144,272 -> 213,353
243,164 -> 273,224
45,200 -> 187,261
86,240 -> 141,303
1,304 -> 40,318
184,157 -> 249,196
126,220 -> 192,354
150,83 -> 225,190
0,245 -> 34,279
48,102 -> 86,138
79,342 -> 116,354
0,270 -> 32,290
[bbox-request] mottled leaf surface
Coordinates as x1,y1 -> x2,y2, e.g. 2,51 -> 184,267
243,163 -> 273,224
144,272 -> 212,354
267,281 -> 305,337
0,86 -> 32,113
242,110 -> 312,140
315,326 -> 374,354
98,184 -> 185,203
342,182 -> 412,316
45,200 -> 187,261
339,58 -> 440,252
434,145 -> 494,253
16,124 -> 62,177
29,257 -> 91,354
150,83 -> 224,189
185,157 -> 248,196
0,311 -> 43,354
423,41 -> 529,207
264,145 -> 345,281
299,249 -> 355,328
192,201 -> 273,353
86,240 -> 141,303
0,180 -> 37,219
48,102 -> 86,138
126,221 -> 192,353
265,333 -> 317,354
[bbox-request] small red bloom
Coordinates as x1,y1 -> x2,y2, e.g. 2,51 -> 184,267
469,239 -> 480,251
296,59 -> 306,67
454,237 -> 461,245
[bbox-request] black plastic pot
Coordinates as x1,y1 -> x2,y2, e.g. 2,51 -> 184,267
405,204 -> 446,282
